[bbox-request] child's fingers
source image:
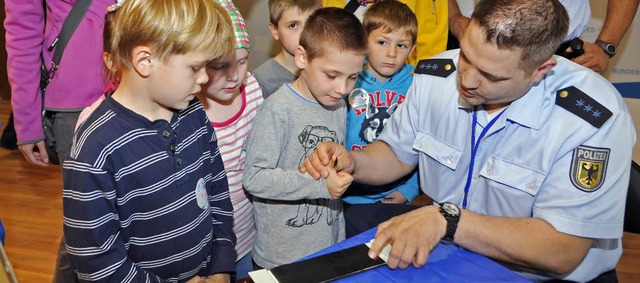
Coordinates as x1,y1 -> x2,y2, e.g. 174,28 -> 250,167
325,161 -> 338,175
337,172 -> 354,186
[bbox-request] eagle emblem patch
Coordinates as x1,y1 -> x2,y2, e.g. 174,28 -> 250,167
570,145 -> 610,192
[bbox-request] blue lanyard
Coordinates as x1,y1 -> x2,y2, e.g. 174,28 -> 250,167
461,107 -> 506,208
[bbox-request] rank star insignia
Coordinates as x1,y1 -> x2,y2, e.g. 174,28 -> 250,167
414,58 -> 456,78
570,145 -> 610,192
556,86 -> 612,128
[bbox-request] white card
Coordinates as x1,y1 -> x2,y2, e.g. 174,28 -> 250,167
248,268 -> 279,283
365,239 -> 392,263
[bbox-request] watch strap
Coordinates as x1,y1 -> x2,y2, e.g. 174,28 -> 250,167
439,203 -> 460,242
595,39 -> 617,58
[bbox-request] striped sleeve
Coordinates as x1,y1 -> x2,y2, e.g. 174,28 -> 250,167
63,146 -> 167,282
206,122 -> 236,274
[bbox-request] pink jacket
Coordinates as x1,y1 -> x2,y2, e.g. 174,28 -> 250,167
5,0 -> 112,143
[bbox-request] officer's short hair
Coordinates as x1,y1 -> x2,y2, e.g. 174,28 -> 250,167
472,0 -> 569,72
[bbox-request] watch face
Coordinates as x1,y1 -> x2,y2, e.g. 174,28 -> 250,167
606,45 -> 616,53
442,203 -> 460,217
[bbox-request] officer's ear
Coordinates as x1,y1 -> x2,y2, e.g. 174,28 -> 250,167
530,58 -> 557,84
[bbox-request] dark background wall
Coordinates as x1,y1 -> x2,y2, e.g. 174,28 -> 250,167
0,0 -> 11,101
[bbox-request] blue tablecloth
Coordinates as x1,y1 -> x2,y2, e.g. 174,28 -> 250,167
0,218 -> 5,245
306,228 -> 531,283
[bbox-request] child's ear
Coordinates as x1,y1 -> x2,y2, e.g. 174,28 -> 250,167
268,22 -> 280,41
132,46 -> 153,77
294,45 -> 307,69
409,42 -> 417,58
102,52 -> 113,71
102,51 -> 118,81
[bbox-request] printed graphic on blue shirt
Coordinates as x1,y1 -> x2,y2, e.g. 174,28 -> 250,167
349,90 -> 404,151
359,102 -> 398,145
570,145 -> 610,192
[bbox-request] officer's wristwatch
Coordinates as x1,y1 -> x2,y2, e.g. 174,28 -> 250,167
595,39 -> 617,58
438,202 -> 461,242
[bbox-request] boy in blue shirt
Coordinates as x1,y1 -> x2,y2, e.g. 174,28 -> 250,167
343,0 -> 421,237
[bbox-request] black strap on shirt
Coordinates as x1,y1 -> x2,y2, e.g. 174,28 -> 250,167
47,0 -> 94,71
344,0 -> 360,13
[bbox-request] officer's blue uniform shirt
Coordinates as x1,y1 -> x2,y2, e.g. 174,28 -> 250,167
378,49 -> 636,282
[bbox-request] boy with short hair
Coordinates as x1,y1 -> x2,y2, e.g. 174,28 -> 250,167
342,0 -> 421,237
322,0 -> 448,66
63,0 -> 236,282
242,7 -> 366,269
252,0 -> 322,98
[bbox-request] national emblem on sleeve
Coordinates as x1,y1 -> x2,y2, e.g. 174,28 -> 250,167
570,145 -> 610,192
414,59 -> 456,78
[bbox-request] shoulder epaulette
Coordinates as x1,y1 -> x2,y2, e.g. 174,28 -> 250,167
556,86 -> 612,128
414,59 -> 456,78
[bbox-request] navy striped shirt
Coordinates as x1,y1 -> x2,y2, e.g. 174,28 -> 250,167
63,97 -> 235,282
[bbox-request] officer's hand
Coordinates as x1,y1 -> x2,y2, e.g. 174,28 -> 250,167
299,142 -> 352,180
368,205 -> 446,269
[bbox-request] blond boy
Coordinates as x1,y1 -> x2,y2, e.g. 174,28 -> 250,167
63,0 -> 236,282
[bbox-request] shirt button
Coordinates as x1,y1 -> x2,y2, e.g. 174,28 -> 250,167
170,144 -> 176,152
472,174 -> 479,180
162,130 -> 171,138
486,169 -> 493,175
527,182 -> 536,190
447,158 -> 454,165
177,158 -> 182,165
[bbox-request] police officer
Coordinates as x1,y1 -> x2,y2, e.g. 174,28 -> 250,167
448,0 -> 640,74
300,0 -> 635,281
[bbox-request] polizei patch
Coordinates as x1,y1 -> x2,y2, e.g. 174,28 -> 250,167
570,145 -> 610,192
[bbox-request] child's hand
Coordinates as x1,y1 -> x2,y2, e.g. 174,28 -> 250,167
185,276 -> 205,283
204,273 -> 230,283
380,190 -> 408,204
325,156 -> 353,199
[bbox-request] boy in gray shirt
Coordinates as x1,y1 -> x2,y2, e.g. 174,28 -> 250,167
243,7 -> 367,269
252,0 -> 321,98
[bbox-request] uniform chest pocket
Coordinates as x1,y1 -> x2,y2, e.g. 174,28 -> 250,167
413,132 -> 463,170
479,156 -> 545,196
